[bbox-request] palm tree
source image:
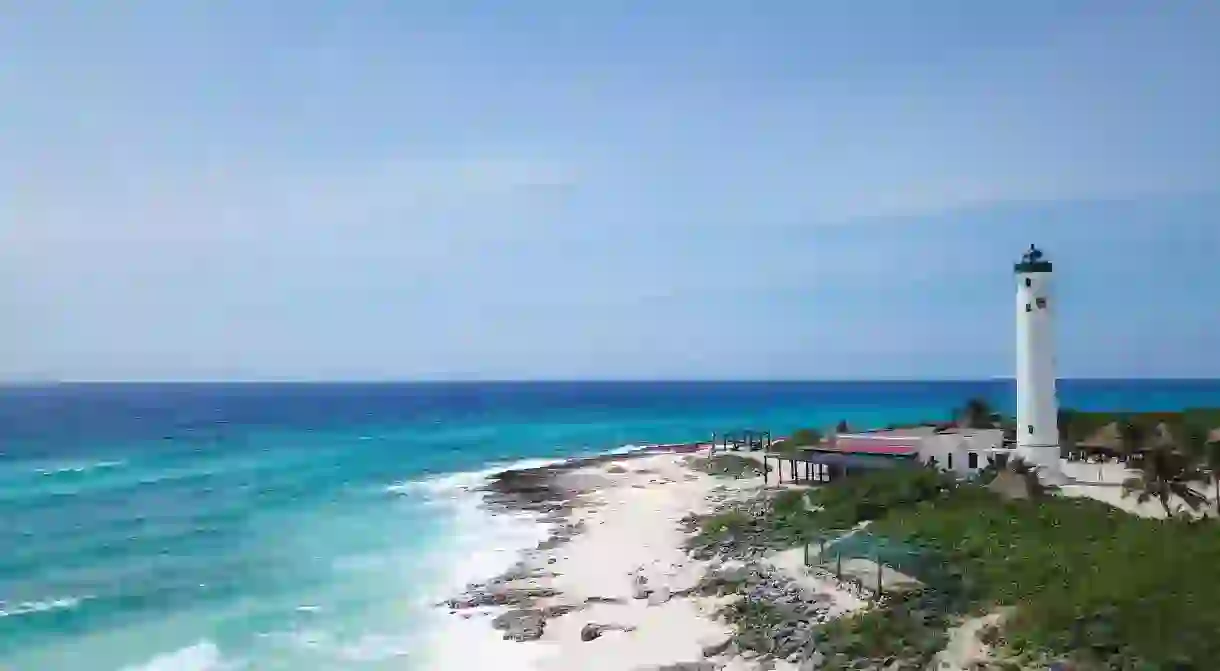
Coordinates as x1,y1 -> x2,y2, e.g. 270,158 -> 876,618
1198,430 -> 1220,514
1117,420 -> 1147,464
960,397 -> 995,429
1058,408 -> 1077,439
1121,442 -> 1208,519
1010,456 -> 1057,497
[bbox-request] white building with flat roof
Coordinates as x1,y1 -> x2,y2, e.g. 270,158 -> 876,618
828,427 -> 1006,479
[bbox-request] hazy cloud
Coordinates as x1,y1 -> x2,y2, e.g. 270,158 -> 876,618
1,1 -> 1218,380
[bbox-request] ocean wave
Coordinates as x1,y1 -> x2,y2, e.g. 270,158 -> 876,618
401,442 -> 657,668
120,640 -> 239,671
257,627 -> 414,666
383,442 -> 650,496
0,594 -> 91,619
384,457 -> 564,496
336,633 -> 412,663
35,460 -> 126,476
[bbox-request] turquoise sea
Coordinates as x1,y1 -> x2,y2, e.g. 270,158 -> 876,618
2,381 -> 1219,670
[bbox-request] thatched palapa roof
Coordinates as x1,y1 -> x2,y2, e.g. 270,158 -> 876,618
1151,422 -> 1176,448
1080,422 -> 1121,449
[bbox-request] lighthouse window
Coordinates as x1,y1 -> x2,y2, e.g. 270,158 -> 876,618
1025,303 -> 1032,312
1036,297 -> 1047,309
968,452 -> 978,469
1027,425 -> 1034,435
1024,278 -> 1032,288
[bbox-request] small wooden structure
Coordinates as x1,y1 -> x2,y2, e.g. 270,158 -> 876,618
711,429 -> 772,453
762,449 -> 914,485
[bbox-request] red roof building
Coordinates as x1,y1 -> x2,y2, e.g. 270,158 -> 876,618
817,435 -> 922,457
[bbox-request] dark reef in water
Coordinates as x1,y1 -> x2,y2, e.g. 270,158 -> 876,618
481,442 -> 703,514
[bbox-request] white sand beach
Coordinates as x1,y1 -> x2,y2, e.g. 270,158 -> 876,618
430,449 -> 869,670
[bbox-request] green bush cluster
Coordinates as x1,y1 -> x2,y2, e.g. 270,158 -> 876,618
872,485 -> 1220,668
807,467 -> 955,531
688,490 -> 819,556
789,427 -> 822,446
717,598 -> 787,653
691,509 -> 754,546
812,592 -> 951,670
694,453 -> 767,479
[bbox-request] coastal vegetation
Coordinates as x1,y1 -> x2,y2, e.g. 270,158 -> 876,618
788,427 -> 823,448
684,402 -> 1220,668
1119,442 -> 1208,517
1057,407 -> 1220,515
872,483 -> 1220,668
688,489 -> 815,558
809,593 -> 953,670
804,467 -> 953,529
958,397 -> 998,429
693,455 -> 1220,669
691,453 -> 768,479
1201,438 -> 1220,512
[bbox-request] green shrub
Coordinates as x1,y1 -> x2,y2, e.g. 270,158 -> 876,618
690,509 -> 753,546
807,467 -> 955,531
687,489 -> 822,556
812,592 -> 949,670
694,454 -> 766,478
872,485 -> 1220,667
790,427 -> 822,446
770,488 -> 809,516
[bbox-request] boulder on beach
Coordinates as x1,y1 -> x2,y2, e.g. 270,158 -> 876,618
491,609 -> 546,642
699,633 -> 734,658
631,573 -> 652,599
647,585 -> 672,605
580,622 -> 636,642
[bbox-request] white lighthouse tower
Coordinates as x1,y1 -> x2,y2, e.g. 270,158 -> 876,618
1014,244 -> 1062,481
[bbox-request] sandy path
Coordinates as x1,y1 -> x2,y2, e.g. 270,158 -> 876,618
928,610 -> 1008,671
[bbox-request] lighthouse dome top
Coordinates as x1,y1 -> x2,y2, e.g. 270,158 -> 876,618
1014,244 -> 1053,273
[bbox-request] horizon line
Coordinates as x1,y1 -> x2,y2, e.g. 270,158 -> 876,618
4,376 -> 1220,386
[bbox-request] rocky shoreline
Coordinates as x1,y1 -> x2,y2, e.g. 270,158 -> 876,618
444,446 -> 693,645
433,447 -> 892,671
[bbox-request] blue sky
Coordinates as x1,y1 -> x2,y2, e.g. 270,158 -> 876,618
2,1 -> 1218,380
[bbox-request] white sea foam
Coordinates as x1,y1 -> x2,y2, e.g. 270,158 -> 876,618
383,442 -> 652,497
409,472 -> 550,605
335,633 -> 414,663
0,594 -> 90,619
35,460 -> 126,476
414,499 -> 552,670
384,456 -> 564,497
120,640 -> 237,671
264,627 -> 415,666
392,444 -> 672,669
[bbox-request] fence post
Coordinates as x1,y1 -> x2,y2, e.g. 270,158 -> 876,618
876,554 -> 883,597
